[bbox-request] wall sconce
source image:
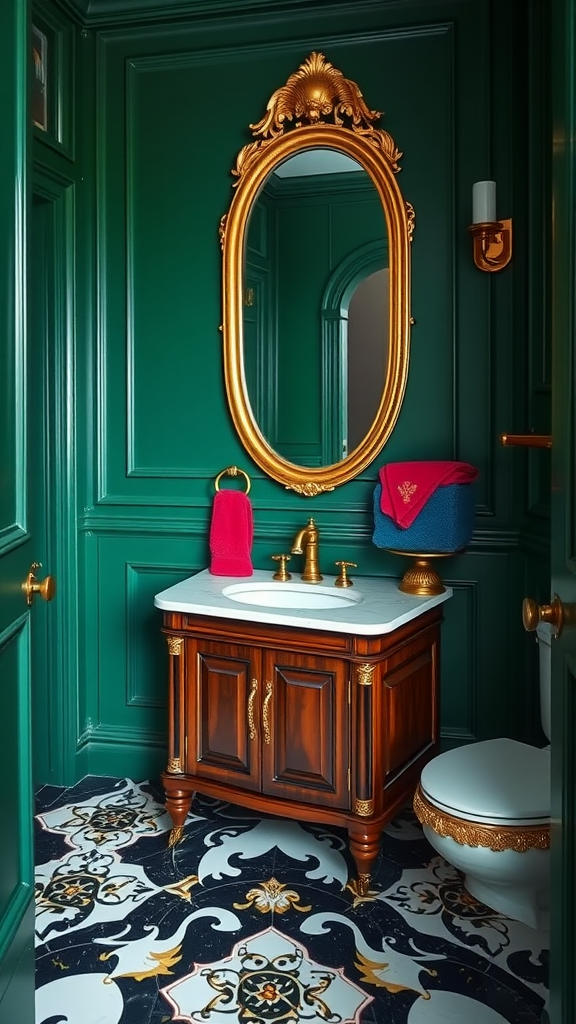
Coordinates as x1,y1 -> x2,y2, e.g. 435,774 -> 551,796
468,180 -> 512,272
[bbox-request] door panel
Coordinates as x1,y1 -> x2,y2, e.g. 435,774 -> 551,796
262,651 -> 350,808
549,1 -> 576,1019
0,0 -> 35,1017
187,640 -> 260,790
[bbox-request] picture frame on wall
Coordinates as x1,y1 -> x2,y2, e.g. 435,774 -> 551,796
32,24 -> 48,132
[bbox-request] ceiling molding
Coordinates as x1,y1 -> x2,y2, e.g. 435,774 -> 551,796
50,0 -> 448,29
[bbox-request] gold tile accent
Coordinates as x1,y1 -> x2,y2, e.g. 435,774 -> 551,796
413,783 -> 550,852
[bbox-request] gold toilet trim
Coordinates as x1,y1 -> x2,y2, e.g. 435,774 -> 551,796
413,783 -> 550,853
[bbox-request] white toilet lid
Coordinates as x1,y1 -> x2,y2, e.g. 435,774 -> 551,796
420,738 -> 550,824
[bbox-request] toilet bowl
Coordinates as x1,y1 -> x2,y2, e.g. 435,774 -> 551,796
414,622 -> 552,931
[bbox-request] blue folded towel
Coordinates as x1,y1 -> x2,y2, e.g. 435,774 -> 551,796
372,481 -> 476,553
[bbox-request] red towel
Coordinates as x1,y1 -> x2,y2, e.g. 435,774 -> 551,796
209,490 -> 254,576
379,460 -> 479,528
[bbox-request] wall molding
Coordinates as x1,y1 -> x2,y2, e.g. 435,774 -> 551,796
76,721 -> 166,747
0,524 -> 29,557
57,0 -> 465,29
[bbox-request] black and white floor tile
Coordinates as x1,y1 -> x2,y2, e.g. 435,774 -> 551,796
34,776 -> 549,1023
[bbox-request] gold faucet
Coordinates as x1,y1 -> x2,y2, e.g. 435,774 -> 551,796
291,517 -> 323,583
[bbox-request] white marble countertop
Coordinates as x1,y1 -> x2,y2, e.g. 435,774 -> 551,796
154,568 -> 453,636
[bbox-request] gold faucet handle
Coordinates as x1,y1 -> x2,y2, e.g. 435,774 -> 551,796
334,561 -> 357,588
272,554 -> 292,581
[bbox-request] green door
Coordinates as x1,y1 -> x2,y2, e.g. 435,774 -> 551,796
0,0 -> 36,1018
548,1 -> 576,1021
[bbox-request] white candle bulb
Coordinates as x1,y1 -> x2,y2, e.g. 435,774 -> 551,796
472,180 -> 497,224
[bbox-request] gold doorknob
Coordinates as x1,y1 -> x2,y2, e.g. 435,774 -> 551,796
522,595 -> 563,637
22,562 -> 56,606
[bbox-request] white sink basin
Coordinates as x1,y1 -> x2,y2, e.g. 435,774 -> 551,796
154,569 -> 453,635
222,581 -> 362,610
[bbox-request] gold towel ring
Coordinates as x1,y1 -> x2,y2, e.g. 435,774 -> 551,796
214,466 -> 251,494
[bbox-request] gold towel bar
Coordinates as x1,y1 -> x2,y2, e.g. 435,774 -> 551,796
214,465 -> 251,493
499,434 -> 552,449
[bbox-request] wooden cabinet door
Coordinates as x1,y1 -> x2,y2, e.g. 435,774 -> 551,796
381,628 -> 439,785
185,639 -> 261,791
261,650 -> 350,809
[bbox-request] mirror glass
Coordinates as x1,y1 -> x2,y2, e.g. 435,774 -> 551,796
243,149 -> 388,467
221,52 -> 412,495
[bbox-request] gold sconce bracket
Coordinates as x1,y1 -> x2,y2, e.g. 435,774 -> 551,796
468,218 -> 512,272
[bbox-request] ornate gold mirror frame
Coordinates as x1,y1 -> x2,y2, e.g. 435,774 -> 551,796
221,52 -> 414,495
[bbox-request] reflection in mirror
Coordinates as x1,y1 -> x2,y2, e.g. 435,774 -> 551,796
348,267 -> 389,452
244,149 -> 388,467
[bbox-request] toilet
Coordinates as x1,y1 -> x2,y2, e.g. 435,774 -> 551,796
413,621 -> 552,930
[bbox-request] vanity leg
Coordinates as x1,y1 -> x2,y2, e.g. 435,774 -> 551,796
161,774 -> 195,846
348,825 -> 382,895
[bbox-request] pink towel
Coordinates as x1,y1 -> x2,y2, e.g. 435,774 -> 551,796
379,460 -> 479,528
209,489 -> 254,576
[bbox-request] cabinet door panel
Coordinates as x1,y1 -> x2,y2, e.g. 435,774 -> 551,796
262,652 -> 350,808
383,640 -> 438,782
187,640 -> 260,790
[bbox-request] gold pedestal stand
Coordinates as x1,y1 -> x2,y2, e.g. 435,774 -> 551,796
388,551 -> 455,596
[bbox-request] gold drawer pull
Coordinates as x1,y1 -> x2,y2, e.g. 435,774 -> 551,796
247,678 -> 258,740
262,680 -> 273,744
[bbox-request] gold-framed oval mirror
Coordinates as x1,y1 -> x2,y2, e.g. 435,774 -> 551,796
221,52 -> 414,495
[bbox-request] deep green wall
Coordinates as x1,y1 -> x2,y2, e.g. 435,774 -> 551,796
33,0 -> 551,783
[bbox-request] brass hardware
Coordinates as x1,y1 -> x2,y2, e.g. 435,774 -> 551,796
357,664 -> 375,687
522,595 -> 564,638
271,554 -> 292,581
221,52 -> 413,495
414,784 -> 549,852
247,678 -> 258,740
291,518 -> 322,582
244,287 -> 255,307
355,799 -> 374,817
262,680 -> 273,744
356,873 -> 371,897
500,433 -> 552,449
22,562 -> 55,606
468,218 -> 513,272
214,465 -> 251,494
166,757 -> 182,774
166,636 -> 183,656
168,826 -> 184,847
334,561 -> 356,587
388,550 -> 452,596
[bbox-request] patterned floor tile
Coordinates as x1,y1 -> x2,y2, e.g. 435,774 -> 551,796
34,778 -> 549,1024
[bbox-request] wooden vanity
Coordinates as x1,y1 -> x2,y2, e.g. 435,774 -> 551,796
156,570 -> 450,893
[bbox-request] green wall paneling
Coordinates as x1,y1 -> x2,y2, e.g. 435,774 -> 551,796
64,0 -> 546,780
93,6 -> 488,507
76,530 -> 204,777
